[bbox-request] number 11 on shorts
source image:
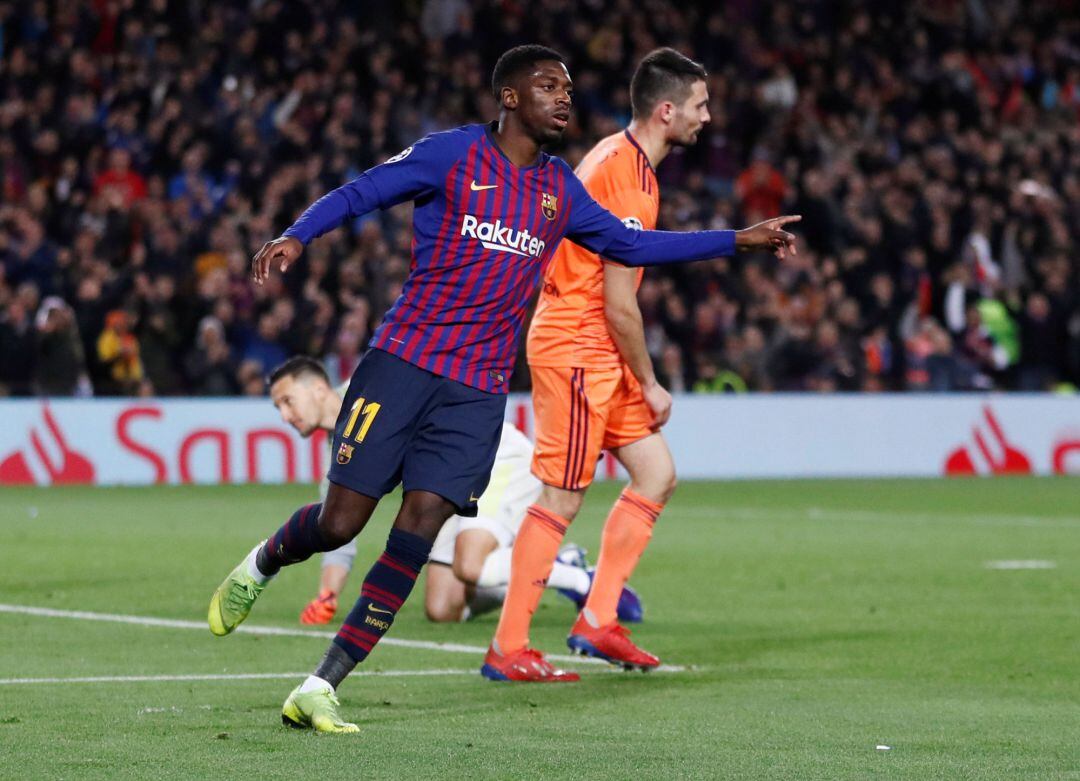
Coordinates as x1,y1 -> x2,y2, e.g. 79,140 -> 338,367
343,397 -> 382,443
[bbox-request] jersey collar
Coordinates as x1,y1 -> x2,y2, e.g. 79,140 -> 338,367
623,129 -> 655,172
485,121 -> 548,171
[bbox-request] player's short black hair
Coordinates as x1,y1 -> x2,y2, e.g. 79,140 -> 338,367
491,45 -> 566,99
630,48 -> 707,119
268,355 -> 330,387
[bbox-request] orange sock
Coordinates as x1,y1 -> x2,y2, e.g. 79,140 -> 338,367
492,504 -> 569,655
583,488 -> 662,627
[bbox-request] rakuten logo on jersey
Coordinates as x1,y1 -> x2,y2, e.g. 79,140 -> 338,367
460,215 -> 546,258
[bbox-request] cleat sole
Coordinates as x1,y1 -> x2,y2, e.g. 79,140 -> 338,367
281,703 -> 359,733
480,664 -> 510,681
567,634 -> 615,664
480,662 -> 580,683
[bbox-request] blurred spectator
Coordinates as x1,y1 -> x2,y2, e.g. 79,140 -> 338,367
861,326 -> 894,392
0,284 -> 38,395
242,312 -> 290,374
237,359 -> 267,397
811,320 -> 860,392
92,149 -> 147,209
138,276 -> 184,395
956,304 -> 1002,390
34,297 -> 90,396
4,214 -> 58,295
1017,292 -> 1061,391
656,343 -> 689,393
325,318 -> 366,386
905,317 -> 959,392
96,310 -> 143,395
734,149 -> 788,224
185,317 -> 238,396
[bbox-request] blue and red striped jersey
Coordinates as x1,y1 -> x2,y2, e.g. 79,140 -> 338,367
284,122 -> 736,393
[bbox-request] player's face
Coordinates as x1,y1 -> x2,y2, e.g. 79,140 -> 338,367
270,376 -> 322,438
671,80 -> 710,146
518,61 -> 574,144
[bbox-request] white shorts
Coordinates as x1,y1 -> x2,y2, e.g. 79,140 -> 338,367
322,536 -> 357,569
429,423 -> 540,566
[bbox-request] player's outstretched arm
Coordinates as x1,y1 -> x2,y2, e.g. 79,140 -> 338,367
562,167 -> 799,266
574,204 -> 800,267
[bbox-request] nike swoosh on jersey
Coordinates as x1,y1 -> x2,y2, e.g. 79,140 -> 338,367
368,604 -> 394,615
470,180 -> 497,191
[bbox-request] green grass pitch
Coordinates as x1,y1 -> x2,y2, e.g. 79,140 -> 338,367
1,478 -> 1078,780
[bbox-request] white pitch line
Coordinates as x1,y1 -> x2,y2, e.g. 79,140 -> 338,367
0,603 -> 552,657
983,560 -> 1057,570
0,604 -> 686,672
0,670 -> 475,686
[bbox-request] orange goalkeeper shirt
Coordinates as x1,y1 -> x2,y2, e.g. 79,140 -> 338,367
527,130 -> 659,369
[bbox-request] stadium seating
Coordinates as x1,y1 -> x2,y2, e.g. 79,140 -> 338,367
0,2 -> 1076,396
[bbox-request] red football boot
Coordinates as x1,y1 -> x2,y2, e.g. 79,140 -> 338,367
566,615 -> 660,671
480,645 -> 580,682
299,589 -> 338,625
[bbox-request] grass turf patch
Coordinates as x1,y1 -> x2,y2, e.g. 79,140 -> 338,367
1,478 -> 1078,779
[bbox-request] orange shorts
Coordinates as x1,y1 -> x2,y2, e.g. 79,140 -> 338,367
530,364 -> 656,490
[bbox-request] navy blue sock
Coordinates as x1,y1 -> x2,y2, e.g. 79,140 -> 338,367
329,529 -> 432,673
257,503 -> 328,576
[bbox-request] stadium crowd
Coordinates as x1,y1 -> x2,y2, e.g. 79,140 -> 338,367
0,0 -> 1078,397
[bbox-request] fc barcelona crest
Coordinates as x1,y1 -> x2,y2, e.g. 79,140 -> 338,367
541,192 -> 558,220
336,442 -> 354,465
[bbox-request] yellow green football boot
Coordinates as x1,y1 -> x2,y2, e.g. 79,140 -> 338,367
281,685 -> 359,733
208,543 -> 268,636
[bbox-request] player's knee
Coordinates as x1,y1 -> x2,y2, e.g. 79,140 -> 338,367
538,485 -> 583,521
317,508 -> 356,549
451,557 -> 482,586
424,598 -> 460,623
396,492 -> 456,541
631,468 -> 676,505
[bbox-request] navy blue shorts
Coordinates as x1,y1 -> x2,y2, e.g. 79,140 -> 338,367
326,348 -> 506,517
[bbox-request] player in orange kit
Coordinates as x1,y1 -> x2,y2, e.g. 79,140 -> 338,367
482,48 -> 799,681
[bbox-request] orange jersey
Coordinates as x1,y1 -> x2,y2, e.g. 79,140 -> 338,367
527,131 -> 659,368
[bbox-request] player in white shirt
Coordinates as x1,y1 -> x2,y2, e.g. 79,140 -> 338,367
267,356 -> 632,623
